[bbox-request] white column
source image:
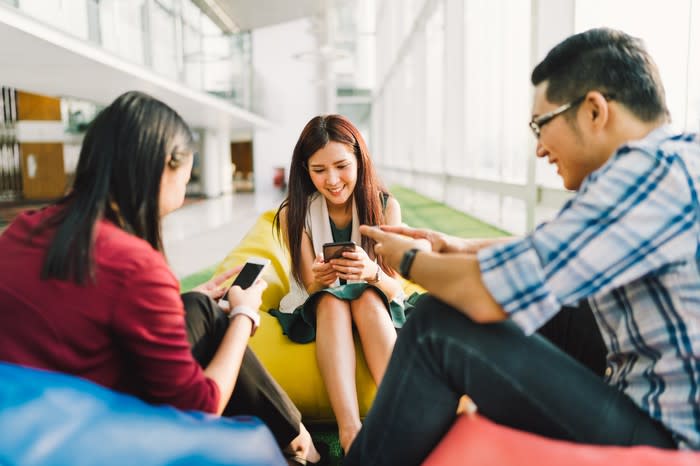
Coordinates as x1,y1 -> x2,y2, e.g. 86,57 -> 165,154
320,2 -> 337,113
443,0 -> 464,201
526,0 -> 575,230
200,127 -> 232,198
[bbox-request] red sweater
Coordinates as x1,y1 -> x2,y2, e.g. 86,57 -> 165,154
0,206 -> 220,413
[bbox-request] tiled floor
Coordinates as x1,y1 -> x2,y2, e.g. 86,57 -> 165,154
163,190 -> 285,278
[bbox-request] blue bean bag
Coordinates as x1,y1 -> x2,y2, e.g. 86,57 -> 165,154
0,362 -> 286,466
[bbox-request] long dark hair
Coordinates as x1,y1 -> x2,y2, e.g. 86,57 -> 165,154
40,91 -> 194,284
273,114 -> 389,285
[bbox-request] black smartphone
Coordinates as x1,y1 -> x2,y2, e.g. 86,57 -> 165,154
323,241 -> 356,261
220,257 -> 270,302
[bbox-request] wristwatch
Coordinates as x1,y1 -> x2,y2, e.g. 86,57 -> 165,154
228,305 -> 261,336
399,248 -> 420,279
366,263 -> 382,284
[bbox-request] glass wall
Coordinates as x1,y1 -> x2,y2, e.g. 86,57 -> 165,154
11,0 -> 254,111
374,0 -> 700,234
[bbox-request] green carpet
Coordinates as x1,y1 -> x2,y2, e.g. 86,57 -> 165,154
391,185 -> 509,237
180,265 -> 217,293
178,186 -> 508,464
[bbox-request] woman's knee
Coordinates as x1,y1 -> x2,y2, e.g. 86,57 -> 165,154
315,293 -> 351,322
349,289 -> 384,315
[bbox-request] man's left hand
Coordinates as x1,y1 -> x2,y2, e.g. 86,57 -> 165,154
359,225 -> 431,270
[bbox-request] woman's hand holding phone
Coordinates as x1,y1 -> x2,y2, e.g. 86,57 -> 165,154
225,279 -> 267,312
328,245 -> 377,282
312,255 -> 339,287
219,258 -> 270,312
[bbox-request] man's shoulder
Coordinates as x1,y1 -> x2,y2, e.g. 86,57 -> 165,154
621,126 -> 698,161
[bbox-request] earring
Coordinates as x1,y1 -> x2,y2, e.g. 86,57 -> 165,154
168,152 -> 181,169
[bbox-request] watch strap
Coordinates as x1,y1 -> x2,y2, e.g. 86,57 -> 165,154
366,263 -> 382,284
228,305 -> 260,336
399,248 -> 420,279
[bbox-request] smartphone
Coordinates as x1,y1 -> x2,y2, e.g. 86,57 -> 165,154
220,257 -> 270,302
323,241 -> 356,261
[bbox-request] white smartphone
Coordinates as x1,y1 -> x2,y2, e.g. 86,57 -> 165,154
220,257 -> 270,302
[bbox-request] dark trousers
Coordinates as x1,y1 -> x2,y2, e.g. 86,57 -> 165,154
345,295 -> 675,466
181,292 -> 301,447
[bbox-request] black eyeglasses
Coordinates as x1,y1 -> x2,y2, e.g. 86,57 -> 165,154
529,96 -> 585,139
528,93 -> 615,139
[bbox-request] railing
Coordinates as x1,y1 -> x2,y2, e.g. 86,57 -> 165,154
0,87 -> 20,201
6,0 -> 253,111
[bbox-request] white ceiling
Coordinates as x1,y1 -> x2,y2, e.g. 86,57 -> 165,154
213,0 -> 321,31
0,4 -> 270,132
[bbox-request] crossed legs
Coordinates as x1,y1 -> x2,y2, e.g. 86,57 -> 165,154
182,292 -> 320,463
315,290 -> 397,451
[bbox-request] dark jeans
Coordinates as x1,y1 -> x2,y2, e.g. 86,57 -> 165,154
345,295 -> 675,466
181,292 -> 301,447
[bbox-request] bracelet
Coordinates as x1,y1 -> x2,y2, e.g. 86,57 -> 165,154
228,305 -> 261,336
399,248 -> 420,279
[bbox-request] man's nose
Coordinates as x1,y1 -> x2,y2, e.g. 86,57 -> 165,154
535,141 -> 548,158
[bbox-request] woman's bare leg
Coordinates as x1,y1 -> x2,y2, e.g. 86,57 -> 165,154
350,290 -> 397,386
316,293 -> 362,452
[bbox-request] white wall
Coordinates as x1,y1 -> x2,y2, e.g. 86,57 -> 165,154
251,18 -> 322,198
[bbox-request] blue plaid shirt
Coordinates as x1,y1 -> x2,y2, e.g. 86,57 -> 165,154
478,126 -> 700,449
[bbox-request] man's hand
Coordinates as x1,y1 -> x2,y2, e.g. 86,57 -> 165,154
359,225 -> 431,270
192,267 -> 241,300
378,225 -> 449,253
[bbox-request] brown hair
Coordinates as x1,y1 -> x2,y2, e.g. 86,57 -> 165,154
273,114 -> 390,285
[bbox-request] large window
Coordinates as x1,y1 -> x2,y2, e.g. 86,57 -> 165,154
424,1 -> 444,174
374,0 -> 700,235
99,0 -> 147,66
8,0 -> 255,111
575,0 -> 700,133
462,0 -> 531,183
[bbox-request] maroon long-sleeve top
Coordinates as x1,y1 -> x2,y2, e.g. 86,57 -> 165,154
0,205 -> 220,413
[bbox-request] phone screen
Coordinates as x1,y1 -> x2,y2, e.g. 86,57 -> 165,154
323,242 -> 356,261
220,262 -> 265,301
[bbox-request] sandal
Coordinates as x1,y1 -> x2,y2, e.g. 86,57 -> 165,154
286,440 -> 330,466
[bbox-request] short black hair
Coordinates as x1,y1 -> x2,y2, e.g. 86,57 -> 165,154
531,28 -> 668,122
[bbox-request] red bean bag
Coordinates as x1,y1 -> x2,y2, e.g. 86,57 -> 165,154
423,414 -> 699,466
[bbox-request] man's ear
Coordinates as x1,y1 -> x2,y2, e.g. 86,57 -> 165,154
585,91 -> 609,129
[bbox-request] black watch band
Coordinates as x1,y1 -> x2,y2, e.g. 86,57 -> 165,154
399,248 -> 420,279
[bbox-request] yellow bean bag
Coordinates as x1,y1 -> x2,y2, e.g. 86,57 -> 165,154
214,210 -> 424,423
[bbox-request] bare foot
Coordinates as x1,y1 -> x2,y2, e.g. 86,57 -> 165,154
284,423 -> 320,464
456,394 -> 477,415
339,427 -> 360,454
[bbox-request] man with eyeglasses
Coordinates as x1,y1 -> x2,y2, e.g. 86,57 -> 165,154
345,28 -> 700,465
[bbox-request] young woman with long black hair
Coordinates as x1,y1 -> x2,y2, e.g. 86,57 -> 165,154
0,91 -> 324,465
